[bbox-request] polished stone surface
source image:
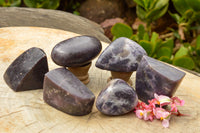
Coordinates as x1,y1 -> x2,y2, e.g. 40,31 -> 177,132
51,36 -> 102,67
43,68 -> 95,116
95,37 -> 147,72
96,79 -> 138,115
3,47 -> 49,92
136,55 -> 186,103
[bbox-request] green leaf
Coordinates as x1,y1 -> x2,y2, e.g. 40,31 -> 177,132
112,36 -> 117,41
146,4 -> 169,22
168,11 -> 181,24
196,35 -> 200,49
0,0 -> 21,7
42,0 -> 60,9
73,10 -> 80,16
172,0 -> 191,15
139,40 -> 153,55
196,35 -> 200,56
159,56 -> 172,64
138,24 -> 145,40
173,56 -> 195,70
143,0 -> 149,10
195,12 -> 200,24
184,9 -> 194,17
185,0 -> 200,12
183,42 -> 190,47
24,0 -> 36,7
196,48 -> 200,56
130,34 -> 138,42
143,32 -> 150,41
157,47 -> 172,58
24,0 -> 60,9
134,0 -> 145,7
149,0 -> 158,9
154,0 -> 169,8
136,0 -> 169,23
150,32 -> 159,53
0,0 -> 4,5
10,0 -> 21,6
150,32 -> 159,43
162,38 -> 174,49
111,23 -> 133,39
173,31 -> 181,39
136,5 -> 147,22
174,46 -> 189,58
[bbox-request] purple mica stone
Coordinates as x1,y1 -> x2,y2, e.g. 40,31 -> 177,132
136,55 -> 186,103
43,68 -> 95,116
95,37 -> 147,72
4,47 -> 49,92
96,79 -> 138,115
51,36 -> 102,67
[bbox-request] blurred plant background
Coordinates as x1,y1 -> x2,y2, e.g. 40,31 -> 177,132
0,0 -> 200,73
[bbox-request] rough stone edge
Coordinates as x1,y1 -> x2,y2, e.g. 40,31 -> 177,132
0,7 -> 111,43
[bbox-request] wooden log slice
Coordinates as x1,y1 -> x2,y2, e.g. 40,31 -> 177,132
0,27 -> 200,133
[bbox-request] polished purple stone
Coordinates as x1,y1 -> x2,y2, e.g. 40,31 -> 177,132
4,47 -> 49,92
136,55 -> 186,103
95,37 -> 147,72
51,36 -> 102,67
96,79 -> 138,115
43,68 -> 95,116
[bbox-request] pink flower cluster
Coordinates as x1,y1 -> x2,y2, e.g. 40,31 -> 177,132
135,93 -> 185,128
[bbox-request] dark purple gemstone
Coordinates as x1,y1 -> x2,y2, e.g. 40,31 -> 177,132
95,37 -> 147,72
43,68 -> 95,116
3,47 -> 49,92
51,36 -> 102,67
96,79 -> 138,115
136,55 -> 186,103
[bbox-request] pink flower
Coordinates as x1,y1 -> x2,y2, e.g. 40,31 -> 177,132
153,108 -> 171,120
148,99 -> 157,108
169,96 -> 184,113
153,107 -> 171,128
171,96 -> 185,106
136,109 -> 144,119
154,93 -> 171,107
143,109 -> 154,121
134,94 -> 185,128
135,109 -> 154,121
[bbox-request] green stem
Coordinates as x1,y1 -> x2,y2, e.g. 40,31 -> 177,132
146,22 -> 152,36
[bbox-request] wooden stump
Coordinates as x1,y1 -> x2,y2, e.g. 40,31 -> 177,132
0,27 -> 200,133
0,7 -> 111,43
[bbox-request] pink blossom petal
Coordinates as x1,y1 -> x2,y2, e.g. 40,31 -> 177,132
171,97 -> 185,106
162,119 -> 170,128
154,93 -> 171,107
153,108 -> 163,119
136,110 -> 144,119
170,103 -> 177,112
143,109 -> 153,121
153,108 -> 171,120
154,93 -> 159,100
148,99 -> 157,108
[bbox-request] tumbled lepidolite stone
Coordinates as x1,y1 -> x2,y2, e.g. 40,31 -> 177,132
95,37 -> 147,72
51,36 -> 102,67
96,79 -> 138,115
4,47 -> 49,92
136,55 -> 186,103
43,68 -> 95,116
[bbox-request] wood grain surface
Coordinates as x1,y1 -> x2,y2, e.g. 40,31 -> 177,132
0,27 -> 200,133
